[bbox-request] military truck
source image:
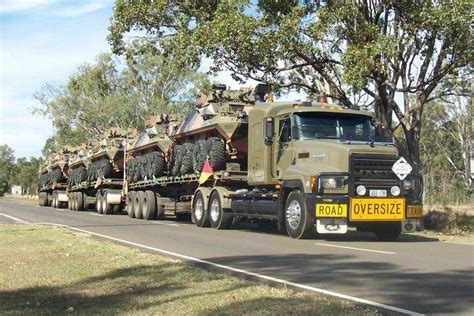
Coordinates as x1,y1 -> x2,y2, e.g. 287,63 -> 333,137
126,84 -> 423,240
67,128 -> 130,213
38,148 -> 71,208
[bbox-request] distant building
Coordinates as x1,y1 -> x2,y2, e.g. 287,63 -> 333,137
11,185 -> 22,195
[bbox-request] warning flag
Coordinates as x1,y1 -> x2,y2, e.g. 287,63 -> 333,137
198,159 -> 213,184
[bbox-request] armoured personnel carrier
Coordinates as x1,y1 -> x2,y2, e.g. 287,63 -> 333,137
38,148 -> 71,207
67,144 -> 91,188
169,83 -> 270,177
126,114 -> 179,184
67,128 -> 132,213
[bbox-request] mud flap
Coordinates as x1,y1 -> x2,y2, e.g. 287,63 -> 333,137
316,218 -> 348,234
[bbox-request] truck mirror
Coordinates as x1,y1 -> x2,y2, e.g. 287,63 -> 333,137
264,117 -> 274,145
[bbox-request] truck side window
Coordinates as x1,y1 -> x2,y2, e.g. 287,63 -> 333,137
278,118 -> 291,143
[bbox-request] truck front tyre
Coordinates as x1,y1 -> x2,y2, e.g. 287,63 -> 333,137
193,191 -> 209,227
373,223 -> 402,241
284,190 -> 315,239
141,190 -> 157,220
127,192 -> 136,218
209,191 -> 232,230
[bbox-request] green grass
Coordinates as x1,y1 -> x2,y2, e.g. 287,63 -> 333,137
0,224 -> 378,315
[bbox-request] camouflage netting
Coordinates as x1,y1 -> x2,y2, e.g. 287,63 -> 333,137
86,159 -> 112,182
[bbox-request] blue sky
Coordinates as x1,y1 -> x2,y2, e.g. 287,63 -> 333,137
0,0 -> 305,159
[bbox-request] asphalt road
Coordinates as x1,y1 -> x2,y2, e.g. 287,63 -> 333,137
1,198 -> 473,315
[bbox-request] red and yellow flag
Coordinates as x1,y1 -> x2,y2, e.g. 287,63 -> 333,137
198,159 -> 213,184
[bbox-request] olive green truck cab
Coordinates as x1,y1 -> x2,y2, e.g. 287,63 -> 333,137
193,98 -> 423,240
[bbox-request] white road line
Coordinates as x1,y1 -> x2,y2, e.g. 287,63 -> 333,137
0,213 -> 423,315
0,213 -> 30,224
89,213 -> 102,217
55,209 -> 65,212
442,241 -> 474,246
34,206 -> 41,208
315,242 -> 396,255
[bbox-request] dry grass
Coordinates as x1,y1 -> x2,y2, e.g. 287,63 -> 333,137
0,224 -> 378,315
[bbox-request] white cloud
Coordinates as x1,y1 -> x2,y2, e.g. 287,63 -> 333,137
0,0 -> 56,13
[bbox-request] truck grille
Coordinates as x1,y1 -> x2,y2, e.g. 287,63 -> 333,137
350,154 -> 399,193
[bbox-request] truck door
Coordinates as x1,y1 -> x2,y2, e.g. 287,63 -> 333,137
273,116 -> 293,180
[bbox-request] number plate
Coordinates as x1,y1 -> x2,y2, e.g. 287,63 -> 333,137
350,198 -> 405,221
316,203 -> 347,218
369,189 -> 387,197
407,205 -> 423,218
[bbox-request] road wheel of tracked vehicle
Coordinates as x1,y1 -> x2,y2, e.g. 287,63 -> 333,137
209,190 -> 232,230
127,191 -> 136,218
134,191 -> 144,219
180,143 -> 194,176
192,191 -> 209,227
373,223 -> 402,241
192,140 -> 208,174
103,192 -> 113,215
284,190 -> 315,239
140,190 -> 156,220
76,192 -> 84,212
207,137 -> 226,171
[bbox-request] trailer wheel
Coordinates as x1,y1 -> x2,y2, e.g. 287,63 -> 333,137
76,192 -> 84,212
113,204 -> 122,215
134,191 -> 144,219
127,191 -> 136,218
141,190 -> 157,220
103,192 -> 114,215
156,195 -> 165,219
208,190 -> 232,230
284,190 -> 314,239
208,137 -> 226,171
193,191 -> 209,227
96,192 -> 103,214
373,223 -> 401,241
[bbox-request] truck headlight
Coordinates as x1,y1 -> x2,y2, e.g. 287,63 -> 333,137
403,179 -> 414,190
391,186 -> 401,196
320,176 -> 344,189
356,185 -> 366,196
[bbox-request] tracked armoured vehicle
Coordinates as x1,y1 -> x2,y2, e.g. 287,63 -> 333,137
38,148 -> 71,208
67,128 -> 132,213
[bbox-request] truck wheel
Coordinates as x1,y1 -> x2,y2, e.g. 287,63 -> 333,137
193,140 -> 208,174
103,192 -> 113,215
156,195 -> 165,219
76,192 -> 84,212
141,190 -> 157,220
52,192 -> 57,208
284,190 -> 314,239
113,204 -> 122,214
68,193 -> 73,210
193,191 -> 209,227
134,191 -> 144,219
180,143 -> 194,176
209,190 -> 232,230
96,192 -> 103,214
127,191 -> 136,218
373,223 -> 402,241
208,137 -> 226,171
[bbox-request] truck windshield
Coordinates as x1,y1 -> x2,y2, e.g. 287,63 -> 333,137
293,112 -> 387,142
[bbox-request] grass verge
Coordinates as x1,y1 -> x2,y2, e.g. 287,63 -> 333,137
0,224 -> 378,315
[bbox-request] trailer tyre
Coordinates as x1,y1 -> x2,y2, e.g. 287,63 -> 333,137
96,192 -> 103,214
103,192 -> 114,215
193,191 -> 209,227
141,190 -> 157,220
76,192 -> 84,212
134,191 -> 144,219
127,191 -> 136,218
284,190 -> 314,239
156,195 -> 165,219
38,192 -> 44,206
209,190 -> 232,230
208,137 -> 226,171
373,223 -> 401,241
